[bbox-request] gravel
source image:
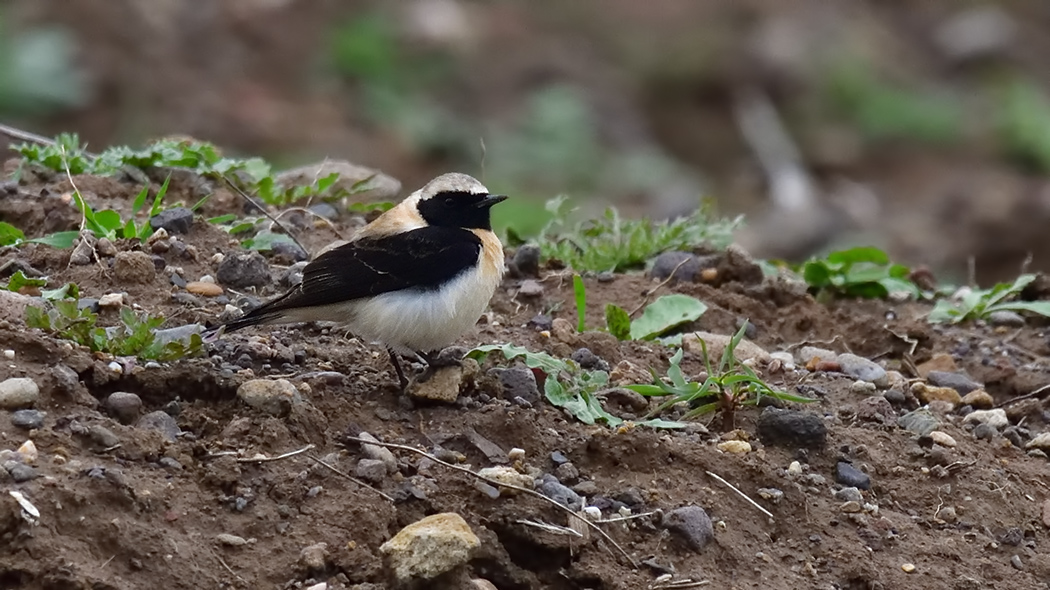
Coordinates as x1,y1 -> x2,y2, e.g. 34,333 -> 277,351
11,409 -> 45,430
537,475 -> 582,509
0,377 -> 40,409
835,462 -> 871,490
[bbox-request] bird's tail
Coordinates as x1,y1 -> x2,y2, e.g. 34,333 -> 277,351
203,291 -> 297,340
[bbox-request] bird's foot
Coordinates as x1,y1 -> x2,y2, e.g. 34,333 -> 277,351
414,348 -> 464,384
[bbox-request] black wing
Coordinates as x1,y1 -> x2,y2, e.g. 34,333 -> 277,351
218,226 -> 482,332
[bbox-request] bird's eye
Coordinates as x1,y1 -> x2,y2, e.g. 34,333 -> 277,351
444,198 -> 455,207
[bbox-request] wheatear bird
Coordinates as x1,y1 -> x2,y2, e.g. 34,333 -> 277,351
213,172 -> 507,390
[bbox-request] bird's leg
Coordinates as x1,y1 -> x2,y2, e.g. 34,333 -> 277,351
387,347 -> 409,392
414,349 -> 462,384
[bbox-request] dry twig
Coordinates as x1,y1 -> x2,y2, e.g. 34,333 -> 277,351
705,470 -> 775,521
236,444 -> 315,463
307,454 -> 396,503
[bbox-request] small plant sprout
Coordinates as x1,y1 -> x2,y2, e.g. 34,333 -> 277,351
466,343 -> 685,429
928,274 -> 1050,324
626,322 -> 815,430
606,294 -> 707,342
802,246 -> 919,300
572,274 -> 587,332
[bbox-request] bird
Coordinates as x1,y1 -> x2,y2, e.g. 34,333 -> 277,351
210,172 -> 507,391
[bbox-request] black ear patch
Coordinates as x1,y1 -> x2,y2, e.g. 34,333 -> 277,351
418,191 -> 493,230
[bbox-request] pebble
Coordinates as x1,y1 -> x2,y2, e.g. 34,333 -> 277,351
913,383 -> 962,407
6,462 -> 38,482
901,563 -> 916,573
237,379 -> 302,416
757,488 -> 783,504
511,245 -> 541,277
1025,432 -> 1050,451
570,348 -> 600,369
358,432 -> 398,473
138,410 -> 181,442
537,475 -> 582,509
963,408 -> 1009,429
786,461 -> 803,476
961,389 -> 994,409
717,440 -> 752,454
616,488 -> 645,506
661,506 -> 714,552
216,533 -> 248,547
988,310 -> 1025,326
834,487 -> 864,503
554,462 -> 579,483
216,252 -> 271,288
898,409 -> 940,436
836,354 -> 888,387
839,501 -> 863,513
87,424 -> 121,448
835,462 -> 871,490
769,351 -> 795,370
683,332 -> 770,364
973,423 -> 997,440
17,440 -> 38,463
150,207 -> 195,234
883,389 -> 906,405
0,377 -> 40,409
105,392 -> 143,424
99,293 -> 125,308
476,466 -> 533,491
926,371 -> 982,395
498,368 -> 540,403
849,380 -> 877,395
507,447 -> 525,462
550,318 -> 578,345
929,431 -> 957,448
527,314 -> 553,331
649,251 -> 700,283
938,506 -> 958,524
797,347 -> 838,365
112,251 -> 157,284
600,388 -> 648,412
572,480 -> 599,496
1011,555 -> 1024,570
355,458 -> 388,484
550,451 -> 569,465
756,407 -> 827,448
11,409 -> 44,430
270,240 -> 308,263
379,513 -> 480,582
186,281 -> 224,297
299,542 -> 329,572
515,280 -> 544,298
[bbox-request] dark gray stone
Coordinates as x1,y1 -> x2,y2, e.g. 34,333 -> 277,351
649,251 -> 700,283
6,462 -> 38,482
137,410 -> 181,442
898,409 -> 940,435
150,207 -> 194,234
499,367 -> 540,403
537,475 -> 582,509
87,425 -> 121,448
554,462 -> 579,484
662,506 -> 714,552
550,451 -> 569,465
512,245 -> 541,277
216,252 -> 271,288
883,389 -> 906,405
973,423 -> 997,440
757,407 -> 827,448
11,409 -> 45,430
106,392 -> 143,424
270,240 -> 308,263
571,348 -> 600,369
615,488 -> 645,506
527,315 -> 553,331
835,461 -> 871,490
355,458 -> 388,484
926,371 -> 982,395
308,203 -> 339,220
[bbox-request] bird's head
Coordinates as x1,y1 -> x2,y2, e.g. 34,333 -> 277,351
415,173 -> 507,231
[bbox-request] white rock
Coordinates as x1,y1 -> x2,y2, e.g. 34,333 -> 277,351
98,293 -> 125,308
717,440 -> 752,454
236,379 -> 302,416
16,440 -> 38,463
797,346 -> 837,364
357,432 -> 398,473
380,513 -> 480,582
963,409 -> 1009,430
1025,432 -> 1050,451
929,431 -> 957,448
0,377 -> 40,409
477,466 -> 533,492
769,351 -> 795,370
787,461 -> 803,476
508,447 -> 526,461
683,332 -> 770,364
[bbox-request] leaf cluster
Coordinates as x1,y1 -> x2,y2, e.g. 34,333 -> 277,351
801,246 -> 919,299
928,274 -> 1050,324
572,272 -> 708,342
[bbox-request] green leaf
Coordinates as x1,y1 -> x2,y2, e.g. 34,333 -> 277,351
132,184 -> 149,214
28,231 -> 80,249
40,282 -> 78,301
93,209 -> 123,232
347,201 -> 395,214
0,222 -> 26,246
573,274 -> 587,332
826,246 -> 889,265
629,294 -> 707,340
467,343 -> 568,376
242,230 -> 296,251
604,304 -> 631,340
150,175 -> 171,216
802,261 -> 832,288
208,213 -> 238,224
316,172 -> 341,193
25,305 -> 50,330
5,270 -> 46,292
990,300 -> 1050,319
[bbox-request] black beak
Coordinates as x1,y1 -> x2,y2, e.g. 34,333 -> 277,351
476,194 -> 508,208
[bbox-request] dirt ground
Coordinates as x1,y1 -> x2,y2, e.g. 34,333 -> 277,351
1,169 -> 1049,590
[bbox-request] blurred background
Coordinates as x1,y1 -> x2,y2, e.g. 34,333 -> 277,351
2,0 -> 1050,284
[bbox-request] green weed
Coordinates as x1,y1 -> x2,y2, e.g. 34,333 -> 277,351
572,273 -> 707,341
997,78 -> 1050,174
626,323 -> 815,430
801,246 -> 919,299
466,343 -> 685,429
928,274 -> 1050,324
536,197 -> 741,273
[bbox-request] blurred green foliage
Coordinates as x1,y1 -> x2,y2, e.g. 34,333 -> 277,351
0,12 -> 87,116
997,78 -> 1050,174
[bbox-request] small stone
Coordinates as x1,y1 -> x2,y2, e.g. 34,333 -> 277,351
916,353 -> 958,377
537,475 -> 581,509
883,389 -> 906,405
498,367 -> 539,403
797,347 -> 837,365
217,252 -> 271,288
961,389 -> 994,409
11,409 -> 44,430
836,354 -> 888,387
834,487 -> 863,503
850,380 -> 877,395
839,501 -> 863,513
186,281 -> 224,297
929,431 -> 957,448
661,506 -> 714,552
105,392 -> 143,424
237,379 -> 301,416
616,488 -> 645,506
358,432 -> 398,473
379,513 -> 480,582
137,410 -> 181,442
527,314 -> 552,331
757,488 -> 784,503
515,280 -> 544,298
507,448 -> 525,462
216,533 -> 248,547
6,462 -> 38,482
550,318 -> 577,345
963,409 -> 1009,429
902,563 -> 916,573
554,462 -> 579,483
95,237 -> 117,257
649,251 -> 700,283
684,332 -> 770,364
926,371 -> 982,395
0,377 -> 40,409
769,351 -> 795,370
270,240 -> 308,263
150,207 -> 195,234
476,466 -> 533,491
600,388 -> 648,412
898,409 -> 940,436
112,251 -> 157,284
355,459 -> 388,484
570,348 -> 600,369
836,462 -> 871,490
855,395 -> 896,424
1025,432 -> 1050,450
511,245 -> 540,277
99,293 -> 125,308
717,440 -> 752,454
1011,555 -> 1024,571
973,423 -> 997,440
87,424 -> 121,448
572,480 -> 599,496
787,461 -> 803,476
939,506 -> 958,524
988,310 -> 1025,327
299,542 -> 329,573
1005,398 -> 1042,423
16,440 -> 38,463
757,407 -> 827,448
550,451 -> 569,465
